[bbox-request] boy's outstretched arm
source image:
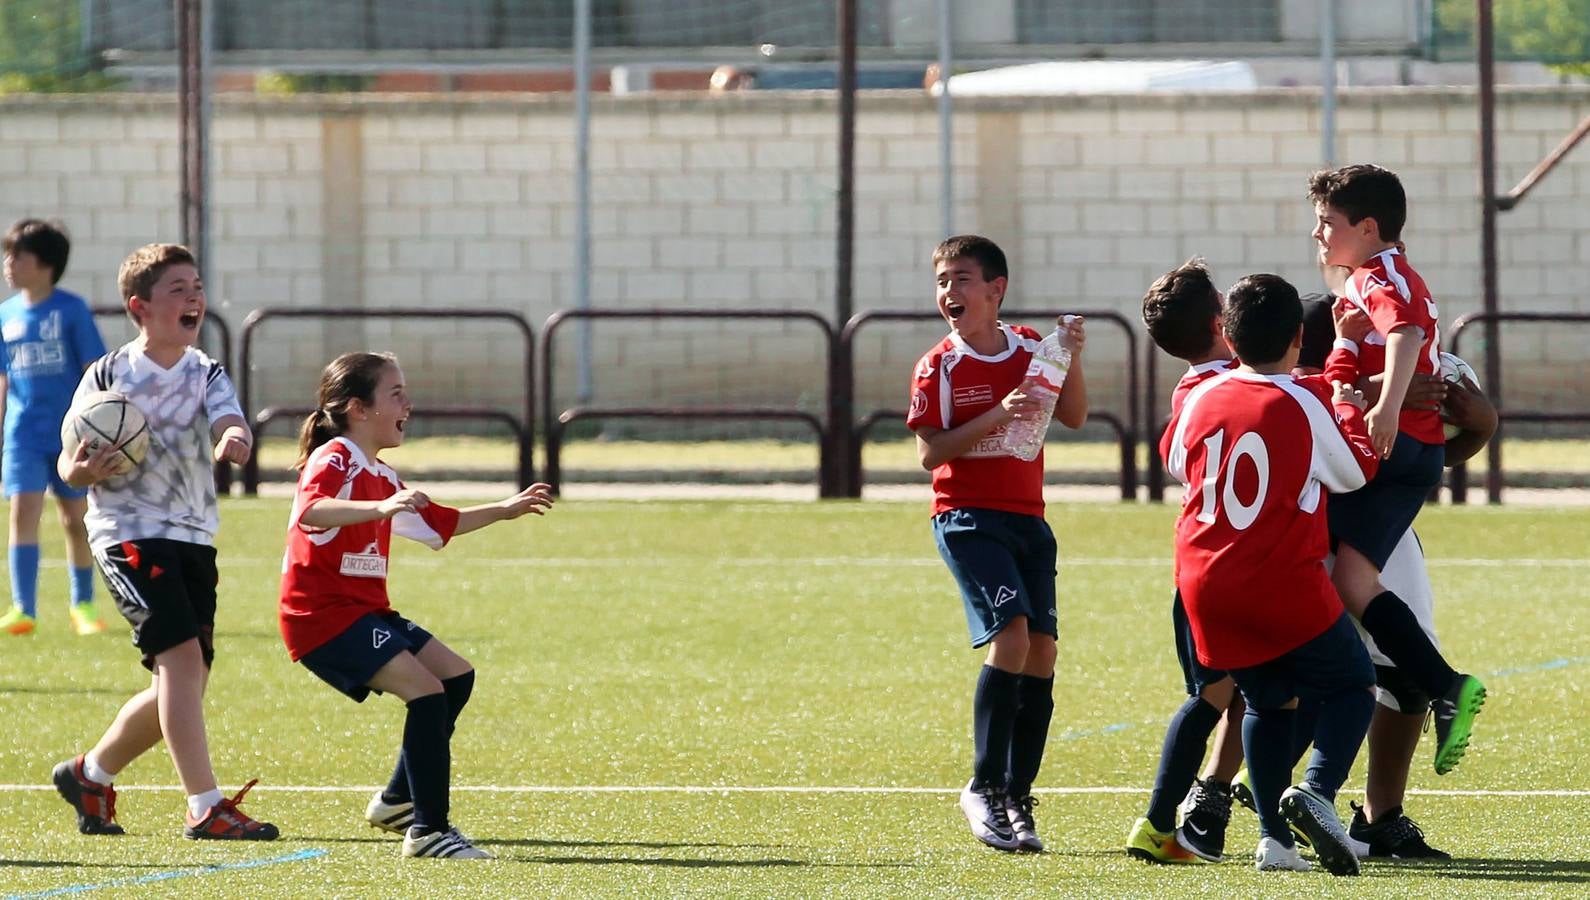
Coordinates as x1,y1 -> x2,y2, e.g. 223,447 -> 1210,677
1442,376 -> 1498,466
914,382 -> 1035,469
453,483 -> 555,536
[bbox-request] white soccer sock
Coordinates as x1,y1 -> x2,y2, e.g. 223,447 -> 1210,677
188,788 -> 224,819
81,753 -> 116,786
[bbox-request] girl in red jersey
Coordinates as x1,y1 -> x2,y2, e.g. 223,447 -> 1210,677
279,351 -> 553,860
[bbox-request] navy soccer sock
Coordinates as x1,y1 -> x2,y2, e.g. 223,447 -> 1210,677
386,671 -> 476,804
400,693 -> 451,833
1006,674 -> 1054,798
1359,591 -> 1458,698
1287,698 -> 1321,769
1145,696 -> 1222,833
1241,705 -> 1297,847
1303,688 -> 1375,801
971,665 -> 1022,789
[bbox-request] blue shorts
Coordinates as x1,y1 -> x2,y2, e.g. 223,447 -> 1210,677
1172,589 -> 1229,695
1228,613 -> 1376,712
932,507 -> 1058,648
299,611 -> 435,703
3,445 -> 87,500
1328,433 -> 1443,570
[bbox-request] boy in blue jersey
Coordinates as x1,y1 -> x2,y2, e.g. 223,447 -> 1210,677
0,220 -> 108,635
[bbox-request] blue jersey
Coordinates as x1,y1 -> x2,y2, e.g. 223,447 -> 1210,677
0,289 -> 107,452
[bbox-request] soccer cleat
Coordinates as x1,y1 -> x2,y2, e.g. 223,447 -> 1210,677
403,826 -> 494,859
1125,817 -> 1201,864
1232,767 -> 1313,849
70,602 -> 109,635
1004,794 -> 1044,853
1,606 -> 36,635
1279,784 -> 1359,876
1175,777 -> 1231,862
366,790 -> 416,835
1432,674 -> 1487,775
183,780 -> 280,840
52,756 -> 125,835
958,779 -> 1020,851
1255,835 -> 1311,872
1348,802 -> 1450,859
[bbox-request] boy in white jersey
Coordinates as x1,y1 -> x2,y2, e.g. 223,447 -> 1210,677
50,244 -> 278,841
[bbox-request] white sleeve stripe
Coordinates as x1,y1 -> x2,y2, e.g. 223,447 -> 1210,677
392,509 -> 446,549
1382,252 -> 1413,303
937,355 -> 954,428
1164,369 -> 1237,485
1276,379 -> 1369,495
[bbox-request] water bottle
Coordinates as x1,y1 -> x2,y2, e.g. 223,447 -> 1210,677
1004,317 -> 1078,462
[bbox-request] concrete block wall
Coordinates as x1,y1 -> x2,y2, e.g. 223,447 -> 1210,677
2,87 -> 1587,437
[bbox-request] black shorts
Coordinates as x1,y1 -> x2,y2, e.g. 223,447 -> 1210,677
299,611 -> 435,703
1172,589 -> 1229,696
1328,433 -> 1444,570
93,539 -> 218,670
1229,613 -> 1376,711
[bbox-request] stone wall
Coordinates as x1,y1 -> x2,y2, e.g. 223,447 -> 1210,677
2,87 -> 1586,438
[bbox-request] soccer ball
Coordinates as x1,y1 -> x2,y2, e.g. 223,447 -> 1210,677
61,391 -> 150,476
1437,351 -> 1479,440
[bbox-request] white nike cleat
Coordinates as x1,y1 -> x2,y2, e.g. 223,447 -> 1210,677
1255,836 -> 1311,872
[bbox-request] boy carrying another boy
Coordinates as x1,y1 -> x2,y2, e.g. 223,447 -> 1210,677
1309,165 -> 1486,775
1165,274 -> 1376,875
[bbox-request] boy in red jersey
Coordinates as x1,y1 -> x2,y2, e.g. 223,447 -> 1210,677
907,235 -> 1087,852
1309,165 -> 1486,776
280,352 -> 554,859
1166,274 -> 1377,876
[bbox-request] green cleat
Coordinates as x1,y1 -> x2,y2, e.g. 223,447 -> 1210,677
0,606 -> 36,636
1125,817 -> 1202,864
70,602 -> 109,635
1432,674 -> 1487,775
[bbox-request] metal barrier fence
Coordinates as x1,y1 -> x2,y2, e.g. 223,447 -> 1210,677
537,309 -> 835,495
236,307 -> 535,493
1447,312 -> 1590,505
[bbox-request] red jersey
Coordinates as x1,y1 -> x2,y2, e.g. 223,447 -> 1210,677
1164,371 -> 1378,669
907,323 -> 1045,517
278,437 -> 461,660
1341,249 -> 1445,444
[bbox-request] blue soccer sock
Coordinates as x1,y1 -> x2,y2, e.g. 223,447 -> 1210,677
1145,696 -> 1223,833
9,544 -> 40,618
1303,688 -> 1375,801
971,664 -> 1021,789
1241,704 -> 1297,847
1006,674 -> 1054,798
1287,698 -> 1321,768
70,566 -> 95,606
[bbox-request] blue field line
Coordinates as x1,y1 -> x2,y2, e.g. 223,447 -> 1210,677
1486,655 -> 1590,678
1055,721 -> 1139,741
7,848 -> 327,899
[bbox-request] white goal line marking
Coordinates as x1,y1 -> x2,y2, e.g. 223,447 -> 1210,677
2,784 -> 1585,797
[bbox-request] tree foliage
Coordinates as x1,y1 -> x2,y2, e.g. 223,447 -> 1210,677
0,0 -> 117,94
1436,0 -> 1590,76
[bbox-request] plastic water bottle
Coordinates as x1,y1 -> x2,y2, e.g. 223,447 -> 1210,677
1004,317 -> 1078,462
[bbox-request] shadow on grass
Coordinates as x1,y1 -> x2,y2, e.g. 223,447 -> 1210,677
0,859 -> 174,869
488,838 -> 785,850
1391,857 -> 1590,885
510,856 -> 909,869
0,684 -> 124,696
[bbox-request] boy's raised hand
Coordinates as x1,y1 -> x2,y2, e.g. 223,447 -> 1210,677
1332,380 -> 1368,411
377,488 -> 430,519
498,483 -> 555,520
1059,314 -> 1086,357
1332,298 -> 1372,343
212,429 -> 252,465
1000,379 -> 1044,422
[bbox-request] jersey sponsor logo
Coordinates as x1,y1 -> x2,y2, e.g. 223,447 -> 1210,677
340,541 -> 387,578
992,585 -> 1017,607
952,384 -> 993,407
909,389 -> 928,419
372,627 -> 391,649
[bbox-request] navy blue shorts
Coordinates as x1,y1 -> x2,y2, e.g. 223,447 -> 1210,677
1173,589 -> 1229,695
299,611 -> 434,703
932,507 -> 1058,648
1328,433 -> 1443,570
1228,613 -> 1376,712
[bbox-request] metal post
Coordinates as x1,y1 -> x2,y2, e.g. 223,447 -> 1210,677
937,0 -> 953,237
827,0 -> 858,498
1319,0 -> 1336,165
176,0 -> 206,268
1476,0 -> 1502,503
573,0 -> 593,402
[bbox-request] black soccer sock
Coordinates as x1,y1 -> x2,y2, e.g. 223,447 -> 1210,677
1359,591 -> 1458,698
971,665 -> 1022,789
1241,705 -> 1297,847
1145,696 -> 1222,833
1303,688 -> 1375,802
1287,698 -> 1321,770
385,670 -> 477,803
401,692 -> 452,834
1006,674 -> 1055,798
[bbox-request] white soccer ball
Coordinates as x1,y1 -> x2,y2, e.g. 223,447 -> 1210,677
61,391 -> 150,476
1437,351 -> 1479,440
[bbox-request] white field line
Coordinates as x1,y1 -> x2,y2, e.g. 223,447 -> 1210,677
36,556 -> 1584,570
2,783 -> 1586,797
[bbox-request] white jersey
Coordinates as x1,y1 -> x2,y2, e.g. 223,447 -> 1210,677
74,343 -> 243,550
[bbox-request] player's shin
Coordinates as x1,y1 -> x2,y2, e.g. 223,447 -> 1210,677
1145,696 -> 1221,832
1358,591 -> 1458,697
401,693 -> 452,834
1241,705 -> 1298,846
1006,674 -> 1053,797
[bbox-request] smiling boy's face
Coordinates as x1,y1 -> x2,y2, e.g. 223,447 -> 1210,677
935,255 -> 1005,334
132,262 -> 205,348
